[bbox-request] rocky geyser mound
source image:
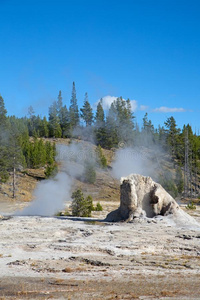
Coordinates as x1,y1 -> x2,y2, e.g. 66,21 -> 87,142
106,174 -> 199,226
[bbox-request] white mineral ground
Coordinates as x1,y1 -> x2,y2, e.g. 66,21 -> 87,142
0,174 -> 200,299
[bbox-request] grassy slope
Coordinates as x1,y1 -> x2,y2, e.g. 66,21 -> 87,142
0,137 -> 199,215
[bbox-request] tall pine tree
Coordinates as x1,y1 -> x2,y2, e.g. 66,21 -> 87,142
94,99 -> 106,147
80,92 -> 93,126
69,82 -> 79,129
56,90 -> 70,137
48,101 -> 62,138
164,116 -> 180,157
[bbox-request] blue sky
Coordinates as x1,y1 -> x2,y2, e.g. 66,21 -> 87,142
0,0 -> 200,131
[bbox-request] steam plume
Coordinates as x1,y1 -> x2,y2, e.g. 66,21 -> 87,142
16,141 -> 97,216
111,144 -> 163,181
16,173 -> 72,216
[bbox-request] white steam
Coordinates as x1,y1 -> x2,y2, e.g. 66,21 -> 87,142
56,142 -> 97,177
16,173 -> 72,216
111,146 -> 163,180
16,141 -> 97,217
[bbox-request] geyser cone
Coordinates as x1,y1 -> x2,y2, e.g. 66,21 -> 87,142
105,174 -> 200,227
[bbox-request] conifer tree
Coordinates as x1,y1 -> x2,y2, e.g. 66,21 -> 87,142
142,113 -> 154,133
116,98 -> 134,144
48,101 -> 62,138
69,82 -> 79,128
94,99 -> 107,147
164,116 -> 180,157
83,160 -> 96,184
71,189 -> 94,217
105,102 -> 118,148
40,116 -> 49,137
95,99 -> 105,126
57,90 -> 63,119
0,94 -> 7,128
45,141 -> 54,165
27,106 -> 35,136
0,98 -> 17,183
37,139 -> 46,167
60,105 -> 70,137
80,93 -> 93,126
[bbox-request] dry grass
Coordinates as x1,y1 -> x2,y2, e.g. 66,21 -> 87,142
161,290 -> 178,297
180,254 -> 200,260
62,266 -> 86,273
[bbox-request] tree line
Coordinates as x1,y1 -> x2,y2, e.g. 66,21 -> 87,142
0,82 -> 200,198
0,95 -> 56,183
25,82 -> 135,150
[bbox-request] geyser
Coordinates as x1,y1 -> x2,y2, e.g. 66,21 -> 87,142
106,174 -> 200,227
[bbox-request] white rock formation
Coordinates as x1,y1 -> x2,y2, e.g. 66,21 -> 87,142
106,174 -> 199,227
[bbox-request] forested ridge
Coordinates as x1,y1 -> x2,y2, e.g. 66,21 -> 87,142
0,82 -> 200,199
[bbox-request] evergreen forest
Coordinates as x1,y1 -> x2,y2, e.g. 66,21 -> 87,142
0,82 -> 200,199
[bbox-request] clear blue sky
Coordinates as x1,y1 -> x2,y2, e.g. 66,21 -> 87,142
0,0 -> 200,131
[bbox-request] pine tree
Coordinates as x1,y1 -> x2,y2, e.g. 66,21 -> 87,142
164,116 -> 180,157
142,113 -> 154,133
80,93 -> 93,126
37,139 -> 46,167
118,98 -> 134,144
6,117 -> 27,196
71,189 -> 85,217
71,189 -> 94,217
40,117 -> 49,137
45,141 -> 54,165
57,90 -> 63,119
95,99 -> 105,126
69,82 -> 79,128
48,101 -> 62,138
27,106 -> 35,136
83,160 -> 96,184
21,130 -> 32,167
0,99 -> 23,184
31,137 -> 39,167
95,99 -> 107,147
60,105 -> 70,137
28,106 -> 35,118
105,102 -> 118,148
0,94 -> 7,128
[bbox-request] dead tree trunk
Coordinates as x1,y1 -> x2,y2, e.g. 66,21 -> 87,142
13,156 -> 16,199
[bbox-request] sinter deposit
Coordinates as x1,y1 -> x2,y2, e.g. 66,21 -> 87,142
106,174 -> 199,227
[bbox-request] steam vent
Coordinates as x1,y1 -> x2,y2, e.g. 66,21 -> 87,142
105,174 -> 199,226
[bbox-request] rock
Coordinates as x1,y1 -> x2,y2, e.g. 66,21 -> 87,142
105,174 -> 200,227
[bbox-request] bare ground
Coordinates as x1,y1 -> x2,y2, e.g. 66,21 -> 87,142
0,205 -> 200,299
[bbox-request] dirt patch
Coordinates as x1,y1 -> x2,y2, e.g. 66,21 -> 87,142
0,275 -> 200,299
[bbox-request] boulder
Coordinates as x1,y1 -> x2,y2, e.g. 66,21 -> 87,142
105,174 -> 197,225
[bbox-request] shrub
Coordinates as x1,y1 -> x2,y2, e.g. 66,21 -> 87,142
71,189 -> 94,217
96,145 -> 107,168
95,202 -> 103,211
0,171 -> 9,183
83,160 -> 96,184
56,209 -> 70,216
45,163 -> 58,178
186,202 -> 196,210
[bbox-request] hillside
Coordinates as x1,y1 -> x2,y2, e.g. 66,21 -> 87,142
0,138 -> 119,215
0,137 -> 199,217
